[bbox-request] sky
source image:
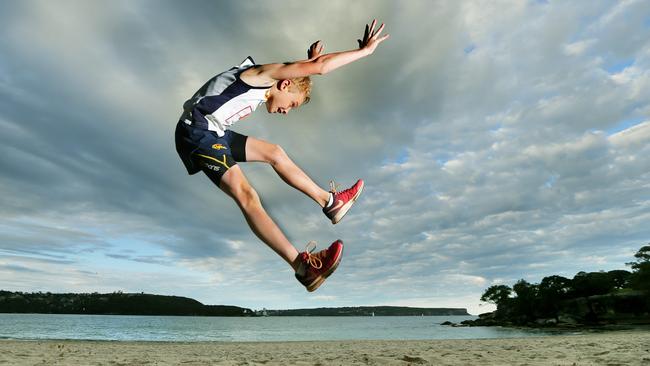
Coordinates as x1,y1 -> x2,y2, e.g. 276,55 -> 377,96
0,0 -> 649,315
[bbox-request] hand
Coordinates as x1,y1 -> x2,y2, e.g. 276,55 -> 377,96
307,40 -> 324,59
357,19 -> 389,55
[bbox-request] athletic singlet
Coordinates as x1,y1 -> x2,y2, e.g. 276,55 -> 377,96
180,57 -> 270,136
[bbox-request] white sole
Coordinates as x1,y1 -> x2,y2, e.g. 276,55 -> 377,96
332,181 -> 364,224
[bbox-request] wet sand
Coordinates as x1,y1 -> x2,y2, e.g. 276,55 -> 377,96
1,330 -> 649,365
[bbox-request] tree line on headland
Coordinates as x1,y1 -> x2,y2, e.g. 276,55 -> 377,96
264,306 -> 468,316
0,291 -> 469,317
464,244 -> 650,327
0,291 -> 254,316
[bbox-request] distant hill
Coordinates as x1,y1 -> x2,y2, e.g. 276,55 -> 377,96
0,291 -> 253,316
0,291 -> 469,317
264,306 -> 469,316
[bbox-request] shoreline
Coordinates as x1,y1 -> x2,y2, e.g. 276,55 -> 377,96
2,330 -> 649,365
0,330 -> 598,343
4,321 -> 648,343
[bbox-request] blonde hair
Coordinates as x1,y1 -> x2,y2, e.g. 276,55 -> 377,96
290,76 -> 312,104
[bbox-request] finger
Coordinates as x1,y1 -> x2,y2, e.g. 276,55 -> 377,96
369,19 -> 376,36
373,23 -> 385,38
378,34 -> 390,43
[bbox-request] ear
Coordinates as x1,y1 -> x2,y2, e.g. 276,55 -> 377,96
277,79 -> 292,91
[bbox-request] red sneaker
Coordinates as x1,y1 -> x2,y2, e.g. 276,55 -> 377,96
295,240 -> 344,292
323,179 -> 364,224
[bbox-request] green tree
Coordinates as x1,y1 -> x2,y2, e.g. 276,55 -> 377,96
606,269 -> 631,289
627,245 -> 650,292
539,275 -> 572,297
512,279 -> 539,322
480,285 -> 512,308
513,279 -> 537,299
570,271 -> 614,298
537,275 -> 572,319
630,245 -> 650,265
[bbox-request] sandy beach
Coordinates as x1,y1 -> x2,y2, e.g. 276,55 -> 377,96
1,330 -> 649,365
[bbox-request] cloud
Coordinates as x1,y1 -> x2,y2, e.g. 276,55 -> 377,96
0,0 -> 648,313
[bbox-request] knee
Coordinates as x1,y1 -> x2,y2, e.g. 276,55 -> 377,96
267,144 -> 288,166
231,182 -> 260,209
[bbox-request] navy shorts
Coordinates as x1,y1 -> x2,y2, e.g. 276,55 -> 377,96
174,121 -> 248,185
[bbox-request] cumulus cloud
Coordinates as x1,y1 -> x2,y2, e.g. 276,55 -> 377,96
0,0 -> 648,314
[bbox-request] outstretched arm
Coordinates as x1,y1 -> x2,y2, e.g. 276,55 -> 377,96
242,20 -> 389,86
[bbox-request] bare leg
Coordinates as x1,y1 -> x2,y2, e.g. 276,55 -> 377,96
245,137 -> 330,208
218,165 -> 300,271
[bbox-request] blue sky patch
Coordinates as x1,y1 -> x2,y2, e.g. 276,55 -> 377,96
395,148 -> 409,164
606,117 -> 645,135
489,123 -> 503,133
381,147 -> 410,165
545,175 -> 558,188
605,58 -> 634,74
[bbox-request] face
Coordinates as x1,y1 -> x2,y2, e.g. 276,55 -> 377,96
265,80 -> 305,115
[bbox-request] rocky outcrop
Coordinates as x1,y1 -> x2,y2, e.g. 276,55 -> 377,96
448,291 -> 650,328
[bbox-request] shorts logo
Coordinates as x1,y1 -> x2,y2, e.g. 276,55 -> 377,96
195,153 -> 231,170
212,144 -> 227,150
203,163 -> 221,172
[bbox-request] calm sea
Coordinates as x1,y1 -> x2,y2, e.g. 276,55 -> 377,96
0,314 -> 558,342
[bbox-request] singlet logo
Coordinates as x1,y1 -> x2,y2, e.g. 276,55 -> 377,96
212,144 -> 227,150
226,106 -> 253,123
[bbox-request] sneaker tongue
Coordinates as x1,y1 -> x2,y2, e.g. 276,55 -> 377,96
295,253 -> 309,276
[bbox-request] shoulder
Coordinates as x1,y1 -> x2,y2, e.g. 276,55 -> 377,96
240,64 -> 284,88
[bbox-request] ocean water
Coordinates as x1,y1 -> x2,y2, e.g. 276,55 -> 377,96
0,314 -> 558,342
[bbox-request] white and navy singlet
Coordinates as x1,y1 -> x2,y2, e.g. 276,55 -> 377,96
174,57 -> 271,182
179,57 -> 270,136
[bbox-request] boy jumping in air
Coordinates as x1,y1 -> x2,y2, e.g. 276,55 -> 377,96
175,20 -> 389,292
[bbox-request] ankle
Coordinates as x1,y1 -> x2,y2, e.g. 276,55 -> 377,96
290,253 -> 302,272
321,192 -> 333,208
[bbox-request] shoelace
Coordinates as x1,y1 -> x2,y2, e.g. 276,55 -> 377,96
329,180 -> 341,194
303,241 -> 323,269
